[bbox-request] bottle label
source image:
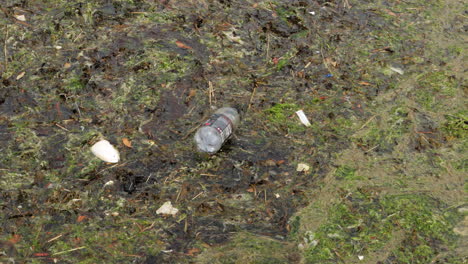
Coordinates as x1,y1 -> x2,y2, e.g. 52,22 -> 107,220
203,114 -> 233,142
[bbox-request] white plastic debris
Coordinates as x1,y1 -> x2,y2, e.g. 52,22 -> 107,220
389,66 -> 404,75
309,11 -> 316,15
297,163 -> 310,172
14,14 -> 26,21
156,201 -> 179,216
223,30 -> 244,44
295,110 -> 311,127
16,71 -> 25,80
358,255 -> 364,261
91,140 -> 120,163
103,180 -> 115,188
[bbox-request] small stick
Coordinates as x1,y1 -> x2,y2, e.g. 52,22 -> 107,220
200,173 -> 218,177
52,246 -> 86,256
175,186 -> 183,202
208,81 -> 212,107
358,115 -> 376,130
365,145 -> 379,153
97,161 -> 129,175
145,173 -> 153,183
192,191 -> 204,200
247,84 -> 257,111
3,24 -> 8,72
343,0 -> 351,9
181,114 -> 210,140
55,123 -> 69,132
46,234 -> 63,243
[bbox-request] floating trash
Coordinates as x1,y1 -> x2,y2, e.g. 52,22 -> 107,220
14,14 -> 26,21
103,180 -> 115,188
91,140 -> 120,163
194,107 -> 240,154
156,201 -> 179,216
297,163 -> 310,172
389,66 -> 404,75
295,110 -> 311,127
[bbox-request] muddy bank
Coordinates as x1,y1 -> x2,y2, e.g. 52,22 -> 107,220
1,0 -> 466,263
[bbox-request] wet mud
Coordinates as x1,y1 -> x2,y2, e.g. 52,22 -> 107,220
0,0 -> 466,263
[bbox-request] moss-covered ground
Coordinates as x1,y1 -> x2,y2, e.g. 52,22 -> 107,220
0,0 -> 466,263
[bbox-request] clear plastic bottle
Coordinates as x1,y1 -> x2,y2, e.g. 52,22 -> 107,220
194,107 -> 240,154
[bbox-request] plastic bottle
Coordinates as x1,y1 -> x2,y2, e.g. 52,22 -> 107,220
194,107 -> 240,154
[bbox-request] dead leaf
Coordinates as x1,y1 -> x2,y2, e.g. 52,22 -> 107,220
63,62 -> 71,69
186,248 -> 201,256
175,41 -> 192,49
383,9 -> 397,17
358,81 -> 372,86
16,71 -> 25,80
186,89 -> 196,103
77,215 -> 87,222
324,57 -> 338,67
122,138 -> 132,148
264,159 -> 277,166
9,234 -> 21,244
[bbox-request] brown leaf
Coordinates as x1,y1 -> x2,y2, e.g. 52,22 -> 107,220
77,215 -> 88,222
186,89 -> 197,103
122,138 -> 132,148
359,81 -> 372,86
186,248 -> 201,256
324,57 -> 338,67
264,159 -> 277,166
9,234 -> 21,244
175,41 -> 192,49
383,9 -> 397,17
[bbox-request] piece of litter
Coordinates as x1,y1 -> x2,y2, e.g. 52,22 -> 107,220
16,71 -> 25,80
309,11 -> 316,15
14,14 -> 26,21
295,110 -> 311,127
103,180 -> 114,188
297,163 -> 310,172
223,30 -> 244,44
389,66 -> 404,75
358,255 -> 364,261
91,140 -> 120,163
275,193 -> 281,198
156,201 -> 179,216
55,45 -> 62,50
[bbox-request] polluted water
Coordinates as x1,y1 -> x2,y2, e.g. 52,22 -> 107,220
194,107 -> 240,154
